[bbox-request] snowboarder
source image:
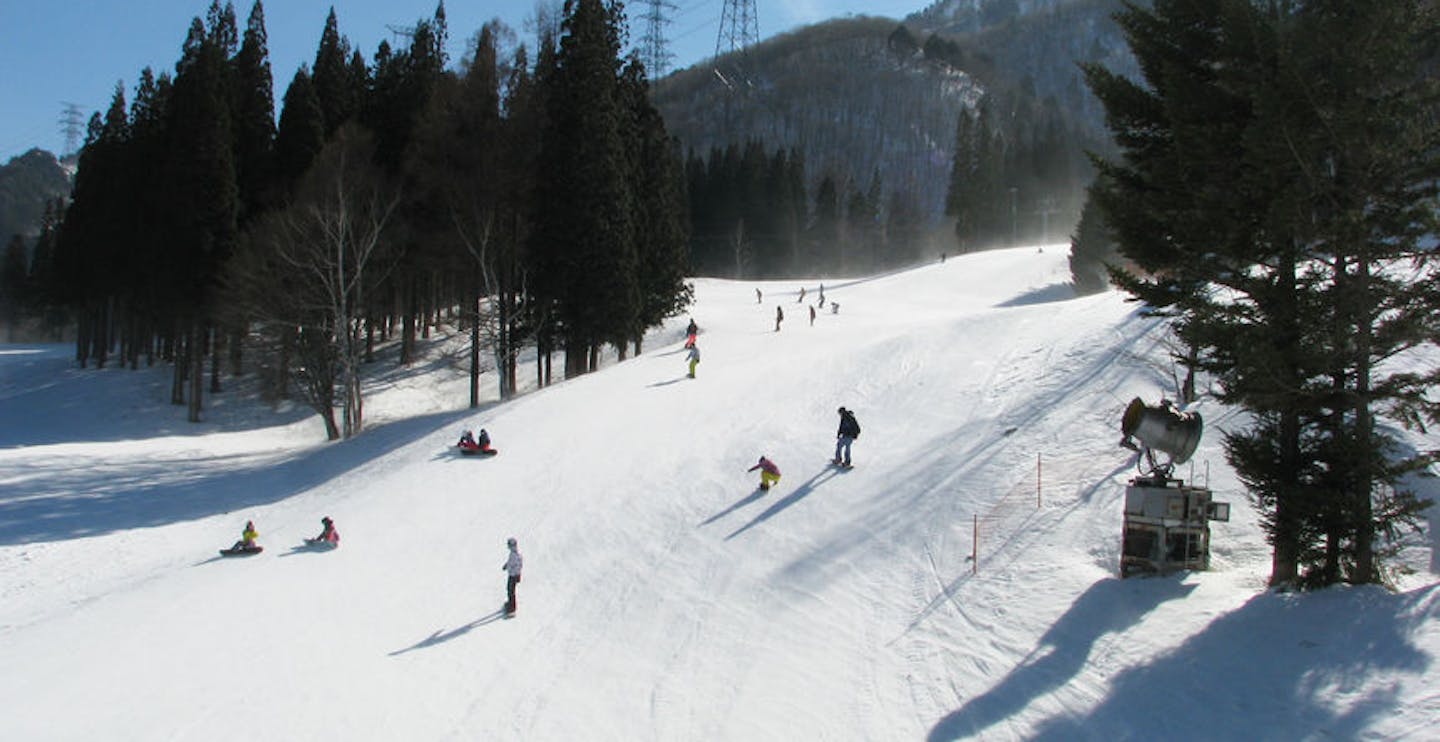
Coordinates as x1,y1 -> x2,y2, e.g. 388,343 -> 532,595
809,305 -> 816,326
798,287 -> 806,303
459,429 -> 477,448
817,283 -> 825,307
686,343 -> 701,378
684,318 -> 698,348
748,456 -> 781,490
755,287 -> 762,304
834,407 -> 861,468
307,516 -> 340,546
775,305 -> 784,332
501,537 -> 523,615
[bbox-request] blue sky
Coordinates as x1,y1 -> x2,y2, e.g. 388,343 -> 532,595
0,0 -> 921,164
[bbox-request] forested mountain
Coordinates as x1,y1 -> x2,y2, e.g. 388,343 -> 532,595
0,149 -> 70,248
652,1 -> 1131,272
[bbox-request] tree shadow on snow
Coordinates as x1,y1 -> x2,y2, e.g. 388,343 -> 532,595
993,282 -> 1076,308
927,575 -> 1195,741
724,467 -> 841,540
388,610 -> 509,656
0,407 -> 474,546
928,582 -> 1438,742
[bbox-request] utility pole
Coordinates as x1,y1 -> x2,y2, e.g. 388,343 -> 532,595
714,0 -> 759,87
639,0 -> 677,79
58,102 -> 85,158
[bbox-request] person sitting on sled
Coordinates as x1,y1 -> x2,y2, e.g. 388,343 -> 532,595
231,520 -> 259,551
459,429 -> 478,448
308,516 -> 340,546
748,456 -> 781,490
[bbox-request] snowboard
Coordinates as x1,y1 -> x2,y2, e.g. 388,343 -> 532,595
459,447 -> 498,457
302,538 -> 338,550
830,459 -> 854,470
219,545 -> 263,557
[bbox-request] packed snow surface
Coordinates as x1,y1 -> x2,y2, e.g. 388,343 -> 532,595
1,247 -> 1436,740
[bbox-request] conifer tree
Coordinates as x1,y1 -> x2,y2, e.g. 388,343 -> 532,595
274,67 -> 325,190
530,0 -> 636,377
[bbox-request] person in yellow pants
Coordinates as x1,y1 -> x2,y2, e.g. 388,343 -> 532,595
748,456 -> 781,490
686,343 -> 700,378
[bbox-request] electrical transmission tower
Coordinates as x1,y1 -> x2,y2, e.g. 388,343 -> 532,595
639,0 -> 677,78
713,0 -> 759,90
58,102 -> 85,157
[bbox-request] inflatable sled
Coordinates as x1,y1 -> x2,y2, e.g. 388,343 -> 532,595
219,545 -> 264,557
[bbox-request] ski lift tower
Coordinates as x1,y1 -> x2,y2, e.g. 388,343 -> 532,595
1117,397 -> 1229,577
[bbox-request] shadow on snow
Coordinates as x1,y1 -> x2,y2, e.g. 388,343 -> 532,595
0,407 -> 474,546
389,609 -> 509,656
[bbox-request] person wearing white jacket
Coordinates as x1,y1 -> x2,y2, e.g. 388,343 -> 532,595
502,537 -> 523,615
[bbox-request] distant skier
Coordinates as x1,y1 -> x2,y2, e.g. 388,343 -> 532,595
306,516 -> 340,547
809,305 -> 816,327
834,407 -> 861,468
684,318 -> 698,348
798,287 -> 806,303
686,343 -> 701,378
501,537 -> 523,616
775,305 -> 784,332
817,283 -> 825,307
748,456 -> 781,490
756,287 -> 762,304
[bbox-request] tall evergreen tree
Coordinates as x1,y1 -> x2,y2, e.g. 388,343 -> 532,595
530,0 -> 636,377
231,1 -> 276,225
1086,0 -> 1439,588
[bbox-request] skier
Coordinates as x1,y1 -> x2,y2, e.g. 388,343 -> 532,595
798,287 -> 806,303
809,305 -> 816,327
817,283 -> 825,307
748,456 -> 781,490
231,520 -> 259,551
684,318 -> 698,348
775,305 -> 784,332
755,287 -> 762,304
686,343 -> 701,378
501,537 -> 523,616
834,407 -> 861,468
307,516 -> 340,546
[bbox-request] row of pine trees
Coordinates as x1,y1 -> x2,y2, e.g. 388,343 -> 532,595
12,0 -> 692,439
1085,0 -> 1440,589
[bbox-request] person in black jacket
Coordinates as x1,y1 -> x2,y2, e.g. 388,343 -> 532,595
834,407 -> 860,467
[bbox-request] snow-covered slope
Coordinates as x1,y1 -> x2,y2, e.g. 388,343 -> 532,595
1,247 -> 1436,741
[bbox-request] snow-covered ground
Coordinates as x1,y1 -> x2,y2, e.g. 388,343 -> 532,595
1,246 -> 1436,741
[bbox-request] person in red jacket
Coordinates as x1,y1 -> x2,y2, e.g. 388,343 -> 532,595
307,516 -> 339,546
748,456 -> 781,490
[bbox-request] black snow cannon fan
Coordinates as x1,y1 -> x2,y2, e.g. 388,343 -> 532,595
1119,397 -> 1202,479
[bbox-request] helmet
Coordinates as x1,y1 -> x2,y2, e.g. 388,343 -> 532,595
838,406 -> 847,414
322,516 -> 332,524
507,537 -> 517,548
